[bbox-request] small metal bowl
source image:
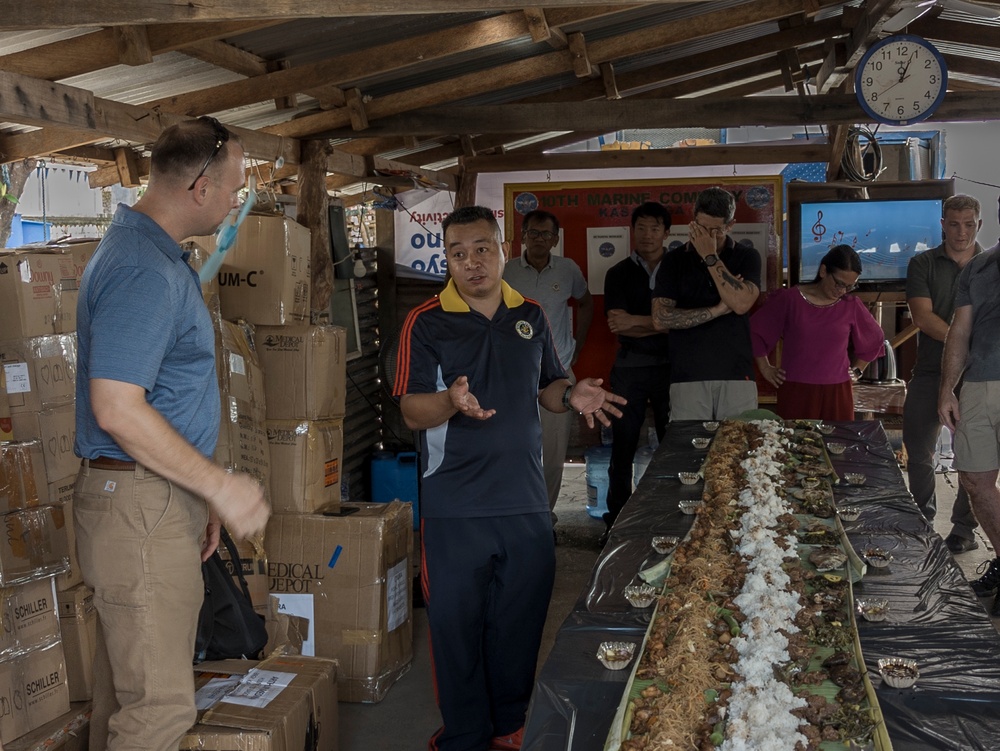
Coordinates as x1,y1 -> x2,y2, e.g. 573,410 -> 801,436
596,641 -> 636,670
801,476 -> 821,489
678,471 -> 700,485
678,500 -> 702,515
691,437 -> 711,449
818,423 -> 835,435
863,548 -> 893,569
623,583 -> 658,608
878,657 -> 918,688
702,421 -> 720,432
826,442 -> 847,455
838,505 -> 862,522
844,472 -> 867,485
856,597 -> 890,622
651,535 -> 679,554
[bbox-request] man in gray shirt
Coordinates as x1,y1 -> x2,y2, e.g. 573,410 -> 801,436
903,195 -> 982,553
504,210 -> 593,531
939,234 -> 1000,615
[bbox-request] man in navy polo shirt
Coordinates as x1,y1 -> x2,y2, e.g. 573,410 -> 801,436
74,118 -> 270,751
652,186 -> 761,419
393,206 -> 624,751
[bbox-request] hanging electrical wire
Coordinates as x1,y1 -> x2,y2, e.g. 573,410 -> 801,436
841,126 -> 884,182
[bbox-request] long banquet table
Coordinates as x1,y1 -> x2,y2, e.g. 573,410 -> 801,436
523,420 -> 1000,750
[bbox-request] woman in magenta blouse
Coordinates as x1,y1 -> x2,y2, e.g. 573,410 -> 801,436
751,245 -> 885,421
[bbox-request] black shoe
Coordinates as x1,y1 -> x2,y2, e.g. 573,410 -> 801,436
992,592 -> 1000,617
552,529 -> 558,546
971,557 -> 1000,597
945,533 -> 979,554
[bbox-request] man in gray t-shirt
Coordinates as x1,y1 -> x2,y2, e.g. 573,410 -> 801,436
903,195 -> 982,552
939,237 -> 1000,614
504,210 -> 593,528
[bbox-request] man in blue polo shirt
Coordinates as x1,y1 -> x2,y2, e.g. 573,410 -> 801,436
74,118 -> 270,751
393,206 -> 624,751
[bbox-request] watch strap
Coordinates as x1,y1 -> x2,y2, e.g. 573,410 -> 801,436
561,385 -> 573,411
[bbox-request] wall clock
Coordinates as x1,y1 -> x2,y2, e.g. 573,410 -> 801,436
855,34 -> 947,126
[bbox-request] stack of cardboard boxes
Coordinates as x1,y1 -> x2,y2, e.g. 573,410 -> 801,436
0,243 -> 100,748
191,213 -> 414,706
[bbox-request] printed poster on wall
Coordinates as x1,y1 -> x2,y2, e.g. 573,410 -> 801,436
586,226 -> 630,295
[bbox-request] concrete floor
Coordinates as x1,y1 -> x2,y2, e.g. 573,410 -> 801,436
338,461 -> 999,751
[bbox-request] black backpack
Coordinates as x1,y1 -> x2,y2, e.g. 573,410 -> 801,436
194,526 -> 268,663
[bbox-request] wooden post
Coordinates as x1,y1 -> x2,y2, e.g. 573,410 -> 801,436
297,138 -> 335,316
0,158 -> 37,248
455,157 -> 478,209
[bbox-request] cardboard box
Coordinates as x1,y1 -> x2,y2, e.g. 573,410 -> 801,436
183,654 -> 338,751
56,586 -> 96,702
0,244 -> 96,341
265,419 -> 343,514
265,502 -> 413,703
0,640 -> 71,744
0,577 -> 60,659
0,335 -> 76,416
0,505 -> 70,587
10,404 -> 78,485
213,319 -> 270,493
217,535 -> 268,611
0,366 -> 13,441
5,701 -> 90,751
257,325 -> 347,420
1,441 -> 44,514
193,215 -> 311,326
4,701 -> 91,751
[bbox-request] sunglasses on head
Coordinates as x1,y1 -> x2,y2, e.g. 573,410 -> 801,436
187,116 -> 230,191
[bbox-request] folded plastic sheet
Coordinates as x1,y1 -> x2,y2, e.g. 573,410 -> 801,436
524,420 -> 1000,751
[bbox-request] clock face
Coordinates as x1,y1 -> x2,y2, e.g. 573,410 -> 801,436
855,34 -> 947,126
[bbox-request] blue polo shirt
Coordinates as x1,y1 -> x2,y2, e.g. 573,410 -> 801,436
393,280 -> 566,518
75,204 -> 221,460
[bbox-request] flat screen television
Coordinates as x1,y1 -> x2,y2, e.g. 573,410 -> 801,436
787,179 -> 955,291
799,198 -> 942,281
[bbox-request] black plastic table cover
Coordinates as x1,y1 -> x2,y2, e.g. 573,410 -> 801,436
523,420 -> 1000,751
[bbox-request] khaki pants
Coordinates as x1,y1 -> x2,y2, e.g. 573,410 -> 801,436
74,461 -> 208,751
669,380 -> 758,421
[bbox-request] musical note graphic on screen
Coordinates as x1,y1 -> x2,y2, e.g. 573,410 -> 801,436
811,210 -> 826,243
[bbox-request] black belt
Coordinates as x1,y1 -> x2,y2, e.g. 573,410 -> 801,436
88,456 -> 137,471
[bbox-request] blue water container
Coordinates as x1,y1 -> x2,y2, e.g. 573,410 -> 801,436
371,451 -> 420,529
584,446 -> 612,519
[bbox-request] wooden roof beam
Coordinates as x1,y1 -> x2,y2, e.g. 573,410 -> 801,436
568,32 -> 594,78
601,63 -> 621,100
815,0 -> 909,92
523,8 -> 567,48
311,90 -> 1000,136
0,21 -> 280,81
3,1 -> 677,29
346,89 -> 370,131
113,26 -> 153,66
463,140 -> 832,173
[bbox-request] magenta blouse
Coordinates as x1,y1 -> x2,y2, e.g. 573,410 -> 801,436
750,287 -> 885,385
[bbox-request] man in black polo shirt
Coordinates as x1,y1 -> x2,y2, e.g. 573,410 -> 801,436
652,186 -> 761,419
601,202 -> 672,538
393,206 -> 624,751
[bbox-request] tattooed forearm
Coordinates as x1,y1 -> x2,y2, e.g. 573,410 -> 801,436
652,297 -> 715,330
717,267 -> 745,290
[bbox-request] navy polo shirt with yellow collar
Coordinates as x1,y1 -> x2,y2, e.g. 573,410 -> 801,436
393,278 -> 566,518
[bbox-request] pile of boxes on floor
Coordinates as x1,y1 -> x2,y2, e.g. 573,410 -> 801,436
0,213 -> 414,751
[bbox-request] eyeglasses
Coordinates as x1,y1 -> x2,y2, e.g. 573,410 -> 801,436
187,116 -> 230,191
831,275 -> 858,292
525,229 -> 556,241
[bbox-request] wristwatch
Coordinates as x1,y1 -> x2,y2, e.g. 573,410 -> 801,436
703,254 -> 718,267
561,385 -> 574,411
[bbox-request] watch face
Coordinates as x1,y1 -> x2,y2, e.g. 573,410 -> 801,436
855,34 -> 947,125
